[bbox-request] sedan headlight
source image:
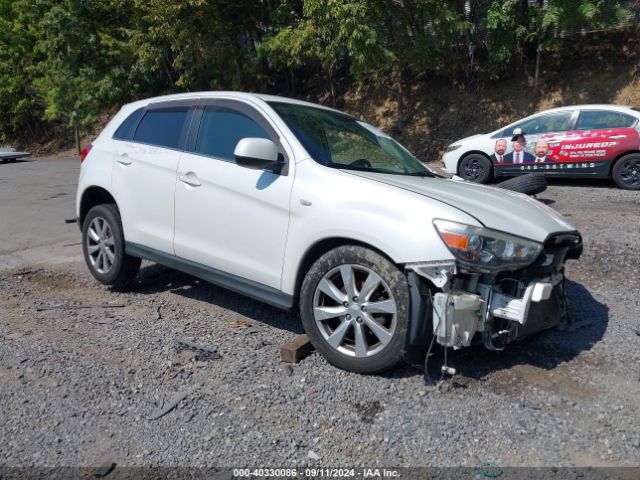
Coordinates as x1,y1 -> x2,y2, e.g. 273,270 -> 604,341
445,144 -> 461,152
433,219 -> 542,272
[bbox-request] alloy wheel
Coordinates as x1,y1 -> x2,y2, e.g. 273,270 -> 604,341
312,264 -> 397,358
86,216 -> 116,274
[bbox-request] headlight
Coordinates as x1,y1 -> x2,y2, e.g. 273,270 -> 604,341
446,144 -> 461,152
433,219 -> 542,272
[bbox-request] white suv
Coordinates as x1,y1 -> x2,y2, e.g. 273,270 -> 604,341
77,92 -> 582,373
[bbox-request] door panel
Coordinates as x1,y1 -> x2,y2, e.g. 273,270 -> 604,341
174,153 -> 292,288
492,110 -> 575,176
112,141 -> 181,253
111,105 -> 191,254
173,102 -> 293,289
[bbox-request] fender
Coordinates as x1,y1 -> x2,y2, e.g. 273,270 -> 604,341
279,160 -> 475,295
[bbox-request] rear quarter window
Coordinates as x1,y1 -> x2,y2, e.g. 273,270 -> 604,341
576,110 -> 637,130
112,108 -> 145,141
133,108 -> 189,150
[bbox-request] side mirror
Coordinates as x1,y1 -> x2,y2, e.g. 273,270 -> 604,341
234,138 -> 283,172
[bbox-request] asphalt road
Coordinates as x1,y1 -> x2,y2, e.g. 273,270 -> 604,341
0,158 -> 80,268
1,158 -> 639,474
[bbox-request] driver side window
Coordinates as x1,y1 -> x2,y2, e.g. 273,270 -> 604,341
509,111 -> 574,136
195,107 -> 272,161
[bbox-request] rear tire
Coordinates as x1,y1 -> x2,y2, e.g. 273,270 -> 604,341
299,246 -> 409,374
612,154 -> 640,190
82,204 -> 141,289
458,154 -> 493,184
496,173 -> 547,196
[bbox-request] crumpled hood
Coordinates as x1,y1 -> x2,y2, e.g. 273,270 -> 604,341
346,172 -> 577,243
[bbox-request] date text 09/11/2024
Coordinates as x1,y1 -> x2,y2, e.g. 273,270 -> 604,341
232,468 -> 400,478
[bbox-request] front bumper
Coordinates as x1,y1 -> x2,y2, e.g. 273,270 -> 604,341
402,231 -> 581,366
441,150 -> 462,174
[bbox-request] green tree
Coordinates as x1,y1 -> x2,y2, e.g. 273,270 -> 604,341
528,0 -> 629,88
27,0 -> 138,127
260,0 -> 390,103
0,0 -> 38,141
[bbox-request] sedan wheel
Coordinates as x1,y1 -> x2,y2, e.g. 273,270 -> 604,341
459,154 -> 493,184
613,154 -> 640,190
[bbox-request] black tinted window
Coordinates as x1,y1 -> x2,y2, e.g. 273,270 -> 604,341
576,110 -> 636,130
113,108 -> 144,141
133,108 -> 189,149
195,107 -> 270,160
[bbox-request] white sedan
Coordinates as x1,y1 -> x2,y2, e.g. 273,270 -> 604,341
441,104 -> 640,189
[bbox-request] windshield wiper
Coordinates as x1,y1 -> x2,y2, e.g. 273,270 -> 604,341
332,164 -> 438,177
330,164 -> 394,174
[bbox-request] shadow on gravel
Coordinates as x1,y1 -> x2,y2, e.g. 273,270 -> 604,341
129,264 -> 303,334
412,280 -> 609,382
127,266 -> 608,381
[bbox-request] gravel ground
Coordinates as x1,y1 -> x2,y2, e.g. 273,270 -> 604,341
0,159 -> 639,472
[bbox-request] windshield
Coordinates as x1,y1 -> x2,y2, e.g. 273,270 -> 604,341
268,102 -> 433,176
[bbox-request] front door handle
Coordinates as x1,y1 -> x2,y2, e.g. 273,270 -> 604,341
117,153 -> 131,165
178,172 -> 201,187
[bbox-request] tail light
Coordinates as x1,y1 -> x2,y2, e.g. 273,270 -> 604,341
81,144 -> 93,163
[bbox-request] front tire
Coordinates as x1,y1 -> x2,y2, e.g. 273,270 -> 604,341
299,246 -> 409,374
458,154 -> 493,184
82,204 -> 141,289
612,154 -> 640,190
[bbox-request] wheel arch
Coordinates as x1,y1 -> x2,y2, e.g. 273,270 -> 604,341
79,186 -> 118,227
609,150 -> 640,176
292,237 -> 397,301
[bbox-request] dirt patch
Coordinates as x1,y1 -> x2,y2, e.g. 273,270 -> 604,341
353,400 -> 384,424
488,363 -> 598,401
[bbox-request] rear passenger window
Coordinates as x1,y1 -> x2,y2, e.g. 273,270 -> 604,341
576,111 -> 637,130
195,107 -> 271,160
133,108 -> 189,149
113,108 -> 145,141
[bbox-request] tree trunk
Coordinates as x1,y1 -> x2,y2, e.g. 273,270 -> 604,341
329,68 -> 336,107
534,34 -> 542,90
396,66 -> 404,134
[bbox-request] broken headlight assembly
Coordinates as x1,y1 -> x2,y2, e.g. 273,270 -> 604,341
433,219 -> 542,272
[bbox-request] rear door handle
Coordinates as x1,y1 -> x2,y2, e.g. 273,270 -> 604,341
117,153 -> 131,165
178,173 -> 201,187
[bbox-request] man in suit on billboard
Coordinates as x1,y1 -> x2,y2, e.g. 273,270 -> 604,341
534,139 -> 552,163
490,139 -> 508,164
504,129 -> 534,164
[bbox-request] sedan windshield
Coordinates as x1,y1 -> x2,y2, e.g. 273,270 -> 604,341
268,102 -> 433,176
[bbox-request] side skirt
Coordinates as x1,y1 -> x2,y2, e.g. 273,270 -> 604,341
125,242 -> 295,311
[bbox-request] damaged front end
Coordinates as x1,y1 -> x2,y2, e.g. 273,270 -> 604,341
402,223 -> 582,369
